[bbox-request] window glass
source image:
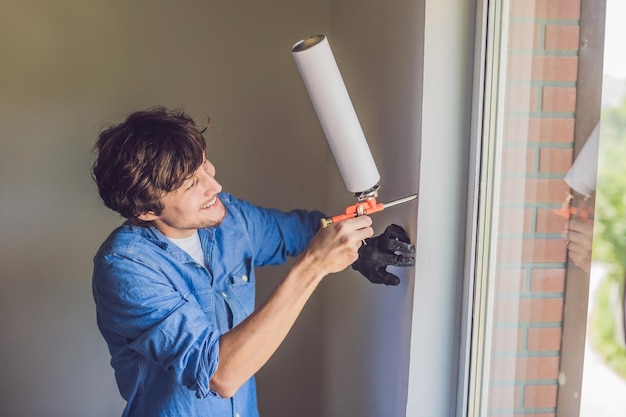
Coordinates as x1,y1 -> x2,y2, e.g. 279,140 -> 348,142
469,1 -> 604,416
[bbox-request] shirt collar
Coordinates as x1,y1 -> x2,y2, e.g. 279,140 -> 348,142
129,223 -> 216,262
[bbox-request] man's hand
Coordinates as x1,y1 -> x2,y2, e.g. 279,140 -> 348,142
566,218 -> 594,273
303,215 -> 374,277
352,224 -> 415,286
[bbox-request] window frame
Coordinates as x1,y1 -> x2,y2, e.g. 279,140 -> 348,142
457,0 -> 607,416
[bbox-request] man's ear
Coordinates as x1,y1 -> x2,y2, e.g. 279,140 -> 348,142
137,211 -> 159,222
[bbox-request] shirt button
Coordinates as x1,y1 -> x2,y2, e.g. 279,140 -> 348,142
242,275 -> 249,282
235,413 -> 241,417
221,292 -> 228,298
195,263 -> 202,268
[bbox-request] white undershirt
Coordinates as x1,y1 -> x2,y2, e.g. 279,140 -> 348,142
167,231 -> 205,267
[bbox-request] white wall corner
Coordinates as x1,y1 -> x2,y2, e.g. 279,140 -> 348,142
406,0 -> 475,416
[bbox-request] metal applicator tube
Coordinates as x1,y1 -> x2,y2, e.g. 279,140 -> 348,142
292,35 -> 380,195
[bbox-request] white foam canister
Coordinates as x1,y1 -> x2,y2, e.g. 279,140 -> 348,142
292,34 -> 380,194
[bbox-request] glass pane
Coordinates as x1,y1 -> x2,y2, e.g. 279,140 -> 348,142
579,0 -> 626,414
470,0 -> 604,416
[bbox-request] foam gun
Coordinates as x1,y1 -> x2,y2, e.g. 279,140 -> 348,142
291,35 -> 417,228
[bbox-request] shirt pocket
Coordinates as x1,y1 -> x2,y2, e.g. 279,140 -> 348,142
191,288 -> 215,313
228,261 -> 254,319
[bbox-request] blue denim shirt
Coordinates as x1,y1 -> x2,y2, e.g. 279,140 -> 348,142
93,193 -> 323,417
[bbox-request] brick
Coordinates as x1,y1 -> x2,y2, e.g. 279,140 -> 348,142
545,24 -> 580,50
526,238 -> 567,262
536,178 -> 569,202
489,356 -> 515,381
507,55 -> 579,82
527,327 -> 562,351
502,147 -> 535,173
526,298 -> 564,322
499,207 -> 532,234
524,384 -> 558,408
495,268 -> 526,293
504,117 -> 575,143
518,356 -> 561,380
493,298 -> 519,324
490,355 -> 560,380
499,178 -> 571,204
493,327 -> 524,352
531,269 -> 566,292
509,23 -> 541,49
506,55 -> 535,81
543,86 -> 578,112
506,85 -> 540,111
537,56 -> 579,82
516,414 -> 554,417
534,118 -> 576,142
493,298 -> 564,323
509,0 -> 581,20
539,147 -> 574,173
489,385 -> 520,409
536,207 -> 569,234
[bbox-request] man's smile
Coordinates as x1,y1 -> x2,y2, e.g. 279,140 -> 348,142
201,195 -> 219,210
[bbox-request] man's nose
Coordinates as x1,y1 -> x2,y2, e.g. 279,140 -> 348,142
201,170 -> 222,193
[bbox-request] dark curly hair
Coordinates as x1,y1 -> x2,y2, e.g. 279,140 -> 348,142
92,106 -> 208,226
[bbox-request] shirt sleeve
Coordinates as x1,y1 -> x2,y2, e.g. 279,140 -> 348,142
93,252 -> 221,398
223,194 -> 325,267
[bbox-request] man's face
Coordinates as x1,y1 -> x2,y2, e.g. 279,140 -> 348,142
140,156 -> 226,238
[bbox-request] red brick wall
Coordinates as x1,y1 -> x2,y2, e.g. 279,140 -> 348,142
487,0 -> 581,415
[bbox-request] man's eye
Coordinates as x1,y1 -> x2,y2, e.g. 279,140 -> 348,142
186,179 -> 197,190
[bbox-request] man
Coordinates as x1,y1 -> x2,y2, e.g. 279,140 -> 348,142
92,106 -> 414,417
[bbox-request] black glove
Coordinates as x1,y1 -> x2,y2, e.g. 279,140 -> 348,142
352,224 -> 415,286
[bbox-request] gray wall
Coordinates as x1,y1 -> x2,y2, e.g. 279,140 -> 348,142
0,1 -> 332,416
320,2 -> 425,417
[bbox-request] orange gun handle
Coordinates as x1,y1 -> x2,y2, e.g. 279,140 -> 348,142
554,200 -> 592,221
320,199 -> 385,228
555,207 -> 591,221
